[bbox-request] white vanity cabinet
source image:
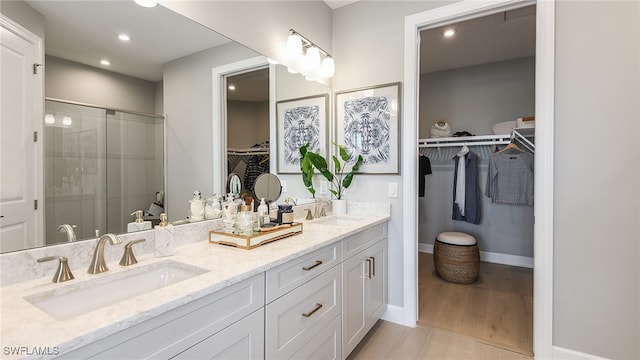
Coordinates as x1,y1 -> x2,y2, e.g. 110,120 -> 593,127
265,244 -> 342,359
58,273 -> 265,360
342,224 -> 388,358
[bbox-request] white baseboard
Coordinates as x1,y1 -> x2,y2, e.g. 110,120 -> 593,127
552,346 -> 610,360
380,304 -> 411,327
418,243 -> 534,268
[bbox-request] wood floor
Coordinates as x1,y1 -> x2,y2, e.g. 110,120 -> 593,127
347,252 -> 533,360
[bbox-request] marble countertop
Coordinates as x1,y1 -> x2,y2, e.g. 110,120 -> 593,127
0,214 -> 389,359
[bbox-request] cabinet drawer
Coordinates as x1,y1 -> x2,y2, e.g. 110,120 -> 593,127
342,223 -> 387,260
289,315 -> 342,360
266,265 -> 341,359
60,273 -> 265,359
266,242 -> 340,303
171,309 -> 264,360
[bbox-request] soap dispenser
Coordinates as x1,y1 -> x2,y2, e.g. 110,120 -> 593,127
154,213 -> 174,257
257,198 -> 269,226
128,210 -> 152,232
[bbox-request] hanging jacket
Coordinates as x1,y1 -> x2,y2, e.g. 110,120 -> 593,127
452,151 -> 481,224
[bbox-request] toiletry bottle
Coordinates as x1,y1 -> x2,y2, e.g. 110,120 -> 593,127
128,209 -> 152,232
257,198 -> 269,226
188,191 -> 204,222
222,193 -> 237,233
277,204 -> 294,225
154,213 -> 174,257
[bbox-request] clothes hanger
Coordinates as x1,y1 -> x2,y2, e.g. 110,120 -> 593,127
496,141 -> 524,154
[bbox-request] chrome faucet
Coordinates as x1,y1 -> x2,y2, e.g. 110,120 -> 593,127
38,255 -> 74,283
315,199 -> 331,218
88,233 -> 122,274
57,224 -> 77,243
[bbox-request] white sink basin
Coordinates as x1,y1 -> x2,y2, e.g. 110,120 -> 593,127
312,215 -> 364,226
25,260 -> 208,320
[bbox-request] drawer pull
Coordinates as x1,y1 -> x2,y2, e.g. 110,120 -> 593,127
302,260 -> 323,271
365,258 -> 373,279
302,303 -> 323,318
369,256 -> 376,277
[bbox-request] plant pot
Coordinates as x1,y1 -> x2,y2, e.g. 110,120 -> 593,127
332,199 -> 347,215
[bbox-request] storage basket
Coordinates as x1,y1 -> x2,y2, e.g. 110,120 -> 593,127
433,239 -> 480,284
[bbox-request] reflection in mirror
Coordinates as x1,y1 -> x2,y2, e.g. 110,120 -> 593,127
44,100 -> 164,246
254,173 -> 282,204
0,0 -> 238,253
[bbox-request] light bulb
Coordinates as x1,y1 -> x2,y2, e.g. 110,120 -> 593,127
320,56 -> 335,78
100,59 -> 111,66
118,34 -> 130,42
443,28 -> 456,37
44,114 -> 55,125
286,33 -> 302,59
305,47 -> 321,71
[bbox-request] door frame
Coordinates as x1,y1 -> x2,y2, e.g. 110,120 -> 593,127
402,0 -> 555,357
211,56 -> 269,196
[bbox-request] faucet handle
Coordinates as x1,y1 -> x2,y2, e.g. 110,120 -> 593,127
37,256 -> 74,283
304,208 -> 314,220
119,239 -> 145,266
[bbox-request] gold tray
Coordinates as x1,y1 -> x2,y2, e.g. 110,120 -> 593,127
208,223 -> 303,249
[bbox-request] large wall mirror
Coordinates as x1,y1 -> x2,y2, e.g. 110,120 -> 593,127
0,0 -> 333,254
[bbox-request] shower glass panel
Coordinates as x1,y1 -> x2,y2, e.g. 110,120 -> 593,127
44,100 -> 164,245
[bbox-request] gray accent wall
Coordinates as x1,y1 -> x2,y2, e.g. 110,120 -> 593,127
419,57 -> 535,258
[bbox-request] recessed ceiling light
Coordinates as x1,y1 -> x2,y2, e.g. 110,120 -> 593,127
228,85 -> 236,91
134,0 -> 157,8
100,59 -> 111,66
118,34 -> 131,42
443,28 -> 456,38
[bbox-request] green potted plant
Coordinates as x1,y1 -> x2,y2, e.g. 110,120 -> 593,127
300,142 -> 364,214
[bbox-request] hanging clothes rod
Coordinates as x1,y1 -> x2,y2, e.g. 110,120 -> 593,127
227,147 -> 269,155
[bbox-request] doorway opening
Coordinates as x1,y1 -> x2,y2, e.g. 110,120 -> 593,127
416,6 -> 535,355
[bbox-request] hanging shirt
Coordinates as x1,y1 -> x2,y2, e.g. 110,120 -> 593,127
485,152 -> 534,205
452,151 -> 481,224
418,155 -> 432,197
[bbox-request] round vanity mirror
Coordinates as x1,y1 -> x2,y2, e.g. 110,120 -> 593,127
253,173 -> 282,203
227,173 -> 242,198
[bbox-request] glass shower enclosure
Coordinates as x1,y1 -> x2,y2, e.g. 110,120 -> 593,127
44,99 -> 164,245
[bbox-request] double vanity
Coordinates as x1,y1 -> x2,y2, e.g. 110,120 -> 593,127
0,203 -> 390,359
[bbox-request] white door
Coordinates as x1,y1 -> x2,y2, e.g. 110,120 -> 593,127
0,17 -> 43,252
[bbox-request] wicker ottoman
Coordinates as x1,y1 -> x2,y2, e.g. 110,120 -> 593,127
433,232 -> 480,284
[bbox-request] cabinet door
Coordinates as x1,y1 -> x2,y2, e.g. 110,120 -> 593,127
172,309 -> 264,360
342,251 -> 367,358
365,238 -> 387,327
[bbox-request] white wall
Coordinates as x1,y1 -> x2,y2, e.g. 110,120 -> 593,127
0,0 -> 44,39
554,1 -> 639,358
159,0 -> 332,78
163,42 -> 260,220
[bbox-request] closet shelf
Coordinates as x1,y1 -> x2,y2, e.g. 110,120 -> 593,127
418,134 -> 511,148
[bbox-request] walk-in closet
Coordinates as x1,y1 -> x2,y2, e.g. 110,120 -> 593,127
417,5 -> 536,355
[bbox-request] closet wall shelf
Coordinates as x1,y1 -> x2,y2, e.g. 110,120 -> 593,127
227,147 -> 269,155
511,128 -> 535,153
418,134 -> 511,148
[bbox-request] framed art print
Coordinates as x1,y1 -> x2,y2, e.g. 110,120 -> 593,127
277,94 -> 328,173
336,82 -> 401,174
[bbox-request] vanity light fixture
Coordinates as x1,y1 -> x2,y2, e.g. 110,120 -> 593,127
134,0 -> 157,8
100,59 -> 111,66
443,28 -> 456,38
118,34 -> 131,42
285,29 -> 334,78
